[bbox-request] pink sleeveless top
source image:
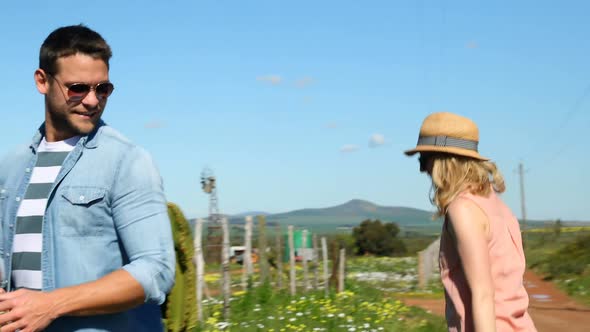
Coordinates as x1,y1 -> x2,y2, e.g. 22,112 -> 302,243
439,189 -> 537,332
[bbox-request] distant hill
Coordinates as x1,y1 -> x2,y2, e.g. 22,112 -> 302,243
227,199 -> 443,235
189,199 -> 589,235
273,199 -> 433,220
231,211 -> 271,218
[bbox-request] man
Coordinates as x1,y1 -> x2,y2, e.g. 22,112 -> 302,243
0,25 -> 175,331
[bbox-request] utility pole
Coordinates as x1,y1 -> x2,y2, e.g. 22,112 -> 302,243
518,163 -> 527,248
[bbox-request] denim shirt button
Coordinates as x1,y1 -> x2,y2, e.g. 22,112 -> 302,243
9,224 -> 13,229
4,253 -> 8,257
0,189 -> 5,193
15,197 -> 21,202
79,195 -> 85,201
25,168 -> 31,173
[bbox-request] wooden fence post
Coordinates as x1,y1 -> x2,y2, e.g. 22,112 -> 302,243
321,237 -> 329,298
275,224 -> 283,289
312,234 -> 319,291
330,241 -> 339,290
194,218 -> 204,322
242,216 -> 253,290
418,250 -> 425,289
338,248 -> 346,293
288,225 -> 296,296
302,229 -> 309,292
221,217 -> 230,320
258,215 -> 269,284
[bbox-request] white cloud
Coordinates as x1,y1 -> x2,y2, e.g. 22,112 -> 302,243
295,77 -> 314,88
256,75 -> 282,85
145,121 -> 165,129
369,133 -> 386,147
340,144 -> 360,153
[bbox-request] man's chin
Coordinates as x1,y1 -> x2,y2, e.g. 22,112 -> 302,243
69,120 -> 99,136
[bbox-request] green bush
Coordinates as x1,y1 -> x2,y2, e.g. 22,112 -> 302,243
533,234 -> 590,278
353,219 -> 407,256
528,232 -> 590,305
161,203 -> 198,332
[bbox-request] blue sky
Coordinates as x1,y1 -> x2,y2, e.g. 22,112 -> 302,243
1,1 -> 588,221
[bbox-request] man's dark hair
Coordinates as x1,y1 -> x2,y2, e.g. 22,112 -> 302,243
40,24 -> 112,75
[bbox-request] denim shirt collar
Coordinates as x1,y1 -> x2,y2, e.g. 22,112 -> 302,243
30,120 -> 106,152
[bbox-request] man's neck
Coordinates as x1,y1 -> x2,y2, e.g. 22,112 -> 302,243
43,117 -> 78,143
44,130 -> 78,143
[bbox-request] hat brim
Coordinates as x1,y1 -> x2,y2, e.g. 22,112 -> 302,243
404,145 -> 489,161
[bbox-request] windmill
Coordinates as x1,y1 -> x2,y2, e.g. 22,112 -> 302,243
200,167 -> 222,263
201,167 -> 220,224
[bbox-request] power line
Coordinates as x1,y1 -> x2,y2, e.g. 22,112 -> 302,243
523,82 -> 590,166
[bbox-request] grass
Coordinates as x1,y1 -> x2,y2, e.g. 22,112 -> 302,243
186,225 -> 590,331
192,282 -> 445,332
347,256 -> 444,297
191,255 -> 446,331
525,228 -> 590,306
400,235 -> 439,255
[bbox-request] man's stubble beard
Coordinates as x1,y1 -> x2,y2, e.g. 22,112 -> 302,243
46,104 -> 102,137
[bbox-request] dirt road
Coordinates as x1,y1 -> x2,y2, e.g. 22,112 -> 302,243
401,270 -> 590,332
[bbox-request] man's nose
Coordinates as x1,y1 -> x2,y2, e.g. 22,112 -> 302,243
81,90 -> 101,108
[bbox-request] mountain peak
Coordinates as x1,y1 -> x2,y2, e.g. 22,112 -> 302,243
267,199 -> 436,229
345,199 -> 375,205
341,199 -> 378,210
327,199 -> 380,214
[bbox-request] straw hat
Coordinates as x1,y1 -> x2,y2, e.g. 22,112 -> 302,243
404,112 -> 488,160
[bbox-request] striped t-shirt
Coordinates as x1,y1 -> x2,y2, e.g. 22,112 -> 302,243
11,136 -> 79,290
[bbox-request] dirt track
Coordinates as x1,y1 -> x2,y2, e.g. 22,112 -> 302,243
401,270 -> 590,332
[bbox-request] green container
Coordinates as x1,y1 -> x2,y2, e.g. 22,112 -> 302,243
283,230 -> 313,262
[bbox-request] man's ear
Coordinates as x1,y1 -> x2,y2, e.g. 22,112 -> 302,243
34,69 -> 49,95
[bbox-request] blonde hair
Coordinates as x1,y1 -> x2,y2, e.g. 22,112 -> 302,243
430,155 -> 505,218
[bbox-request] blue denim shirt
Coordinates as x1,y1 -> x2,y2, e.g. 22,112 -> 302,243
0,122 -> 175,331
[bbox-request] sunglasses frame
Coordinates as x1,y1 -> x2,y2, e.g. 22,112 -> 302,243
47,73 -> 114,102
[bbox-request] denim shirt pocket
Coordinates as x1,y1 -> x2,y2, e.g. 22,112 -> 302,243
58,186 -> 108,237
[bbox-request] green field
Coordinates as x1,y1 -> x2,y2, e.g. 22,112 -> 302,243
268,216 -> 442,235
189,220 -> 590,331
525,226 -> 590,306
194,285 -> 445,331
195,256 -> 445,331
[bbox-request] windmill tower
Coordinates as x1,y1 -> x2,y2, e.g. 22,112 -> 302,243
201,167 -> 220,224
201,167 -> 222,263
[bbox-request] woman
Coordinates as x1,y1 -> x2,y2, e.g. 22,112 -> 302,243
405,112 -> 537,332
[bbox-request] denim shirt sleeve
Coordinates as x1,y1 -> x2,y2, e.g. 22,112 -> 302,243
110,146 -> 175,304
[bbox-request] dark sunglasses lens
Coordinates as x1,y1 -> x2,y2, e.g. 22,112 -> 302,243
95,83 -> 114,98
419,154 -> 430,168
67,83 -> 91,98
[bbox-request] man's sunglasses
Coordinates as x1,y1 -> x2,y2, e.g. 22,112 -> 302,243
48,73 -> 115,102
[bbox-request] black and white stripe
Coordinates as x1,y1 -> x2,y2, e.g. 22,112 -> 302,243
11,136 -> 78,290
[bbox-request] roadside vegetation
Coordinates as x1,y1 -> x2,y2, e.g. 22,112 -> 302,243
525,224 -> 590,306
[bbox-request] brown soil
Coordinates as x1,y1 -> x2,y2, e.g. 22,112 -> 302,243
400,270 -> 590,332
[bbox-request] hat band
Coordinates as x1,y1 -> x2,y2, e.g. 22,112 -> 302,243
417,136 -> 478,151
